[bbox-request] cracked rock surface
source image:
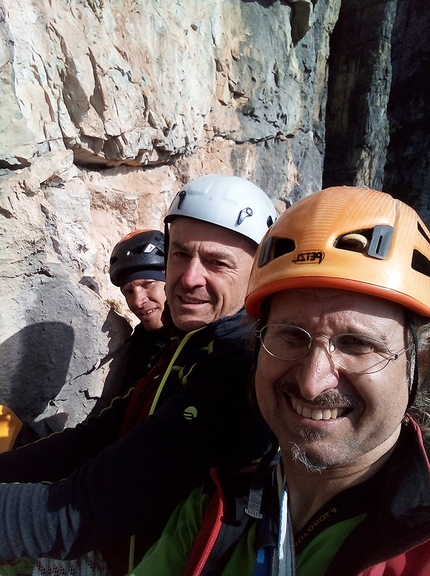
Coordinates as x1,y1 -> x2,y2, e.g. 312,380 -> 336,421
0,0 -> 428,433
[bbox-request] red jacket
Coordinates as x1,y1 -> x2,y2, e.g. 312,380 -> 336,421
184,418 -> 430,576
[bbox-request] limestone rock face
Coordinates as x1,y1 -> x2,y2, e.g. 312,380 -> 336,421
0,0 -> 428,434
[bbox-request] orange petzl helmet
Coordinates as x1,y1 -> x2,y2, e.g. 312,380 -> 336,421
245,186 -> 430,318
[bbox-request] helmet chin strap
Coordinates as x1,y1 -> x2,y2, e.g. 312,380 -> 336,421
407,314 -> 419,411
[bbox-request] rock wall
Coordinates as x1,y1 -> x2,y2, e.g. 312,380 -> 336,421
323,0 -> 398,190
384,0 -> 430,223
323,0 -> 430,224
0,0 -> 428,435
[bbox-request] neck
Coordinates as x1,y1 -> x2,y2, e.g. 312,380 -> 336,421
282,445 -> 395,533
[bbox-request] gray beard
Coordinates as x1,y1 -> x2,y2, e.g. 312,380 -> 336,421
290,440 -> 327,473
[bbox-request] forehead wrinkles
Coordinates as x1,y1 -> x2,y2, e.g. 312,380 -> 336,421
170,238 -> 241,265
169,217 -> 256,258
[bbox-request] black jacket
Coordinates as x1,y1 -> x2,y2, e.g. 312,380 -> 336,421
0,310 -> 270,573
121,323 -> 167,389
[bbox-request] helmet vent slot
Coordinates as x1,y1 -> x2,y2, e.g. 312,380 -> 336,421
412,249 -> 430,278
335,232 -> 369,253
177,189 -> 187,209
418,222 -> 430,245
335,225 -> 393,259
130,244 -> 160,256
258,237 -> 296,267
131,247 -> 145,255
237,207 -> 253,226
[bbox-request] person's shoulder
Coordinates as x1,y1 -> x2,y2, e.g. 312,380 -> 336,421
131,324 -> 167,346
211,309 -> 255,342
173,310 -> 254,367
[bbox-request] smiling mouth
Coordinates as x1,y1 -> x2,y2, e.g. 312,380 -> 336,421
290,397 -> 348,421
178,295 -> 208,305
141,308 -> 156,317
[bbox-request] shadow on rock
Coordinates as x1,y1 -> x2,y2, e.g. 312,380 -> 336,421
0,322 -> 74,444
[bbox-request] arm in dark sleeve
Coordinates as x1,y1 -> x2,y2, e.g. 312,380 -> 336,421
0,348 -> 270,560
121,326 -> 166,388
0,391 -> 131,483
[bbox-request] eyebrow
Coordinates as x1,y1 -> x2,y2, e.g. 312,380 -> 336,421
169,240 -> 236,263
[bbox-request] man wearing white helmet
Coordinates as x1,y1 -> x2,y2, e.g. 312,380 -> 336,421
0,175 -> 277,576
131,187 -> 430,576
164,174 -> 276,332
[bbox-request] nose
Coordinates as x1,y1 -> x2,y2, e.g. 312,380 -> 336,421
296,339 -> 339,400
130,288 -> 149,310
181,258 -> 206,289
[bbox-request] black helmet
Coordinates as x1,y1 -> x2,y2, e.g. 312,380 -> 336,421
109,229 -> 165,288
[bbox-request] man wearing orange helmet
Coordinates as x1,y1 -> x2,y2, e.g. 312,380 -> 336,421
130,187 -> 430,576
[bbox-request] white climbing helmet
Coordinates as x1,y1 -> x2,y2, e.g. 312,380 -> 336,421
165,174 -> 277,245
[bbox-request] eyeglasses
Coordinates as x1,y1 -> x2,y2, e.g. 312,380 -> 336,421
256,324 -> 410,375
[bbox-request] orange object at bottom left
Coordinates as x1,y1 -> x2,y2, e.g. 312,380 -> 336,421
0,406 -> 22,453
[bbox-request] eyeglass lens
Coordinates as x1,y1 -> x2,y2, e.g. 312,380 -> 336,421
258,324 -> 402,375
